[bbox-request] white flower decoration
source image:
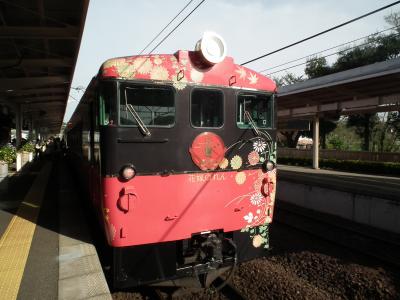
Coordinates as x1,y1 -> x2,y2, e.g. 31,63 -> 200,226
133,57 -> 152,74
116,61 -> 136,78
103,58 -> 118,69
190,68 -> 204,82
153,55 -> 163,65
173,80 -> 187,90
235,66 -> 247,79
230,155 -> 243,170
244,212 -> 254,223
150,65 -> 169,80
252,235 -> 264,248
219,158 -> 229,169
253,139 -> 267,153
172,72 -> 187,90
250,192 -> 264,206
248,72 -> 258,84
235,172 -> 246,185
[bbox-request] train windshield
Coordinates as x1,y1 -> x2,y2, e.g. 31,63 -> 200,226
191,88 -> 224,128
237,92 -> 273,129
99,81 -> 117,126
119,84 -> 175,127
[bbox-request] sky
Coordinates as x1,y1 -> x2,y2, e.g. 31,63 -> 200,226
63,0 -> 399,122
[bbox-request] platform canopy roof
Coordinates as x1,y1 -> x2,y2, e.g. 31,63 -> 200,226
277,57 -> 400,120
0,0 -> 89,134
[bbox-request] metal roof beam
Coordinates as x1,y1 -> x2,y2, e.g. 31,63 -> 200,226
0,76 -> 69,89
278,93 -> 400,118
0,26 -> 79,39
6,87 -> 67,95
12,96 -> 66,103
0,58 -> 73,68
24,101 -> 65,106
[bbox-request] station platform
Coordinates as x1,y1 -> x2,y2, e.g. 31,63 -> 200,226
277,164 -> 400,234
1,159 -> 398,299
0,157 -> 111,300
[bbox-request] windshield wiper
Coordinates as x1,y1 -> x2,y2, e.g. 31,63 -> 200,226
126,103 -> 151,137
244,110 -> 261,136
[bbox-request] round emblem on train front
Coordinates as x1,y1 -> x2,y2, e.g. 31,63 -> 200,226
189,132 -> 226,171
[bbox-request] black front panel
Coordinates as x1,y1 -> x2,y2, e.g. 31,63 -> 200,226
112,229 -> 267,288
233,230 -> 268,262
100,82 -> 276,176
113,242 -> 177,288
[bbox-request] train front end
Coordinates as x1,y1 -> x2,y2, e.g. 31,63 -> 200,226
98,33 -> 277,288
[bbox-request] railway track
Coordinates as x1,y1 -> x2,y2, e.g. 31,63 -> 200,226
135,276 -> 246,299
213,277 -> 246,300
274,200 -> 400,267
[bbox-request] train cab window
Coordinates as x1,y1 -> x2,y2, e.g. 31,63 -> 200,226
99,81 -> 117,126
191,89 -> 223,128
120,84 -> 175,126
237,93 -> 273,129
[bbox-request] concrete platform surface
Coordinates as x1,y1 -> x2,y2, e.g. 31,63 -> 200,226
0,158 -> 111,300
277,164 -> 400,234
278,164 -> 400,202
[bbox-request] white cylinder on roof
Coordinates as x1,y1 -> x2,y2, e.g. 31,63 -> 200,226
195,31 -> 227,65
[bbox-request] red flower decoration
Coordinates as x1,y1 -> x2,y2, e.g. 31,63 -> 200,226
248,151 -> 260,166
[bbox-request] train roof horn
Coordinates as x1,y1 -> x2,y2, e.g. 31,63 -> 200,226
195,31 -> 227,65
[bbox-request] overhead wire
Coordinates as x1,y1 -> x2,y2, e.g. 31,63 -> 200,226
265,31 -> 400,76
147,0 -> 206,54
259,25 -> 400,73
138,0 -> 196,55
116,0 -> 206,79
241,0 -> 400,66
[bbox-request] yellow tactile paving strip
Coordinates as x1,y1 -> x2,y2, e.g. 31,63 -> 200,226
0,162 -> 52,299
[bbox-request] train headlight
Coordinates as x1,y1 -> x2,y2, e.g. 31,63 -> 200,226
120,164 -> 136,181
195,31 -> 227,65
262,161 -> 275,172
266,161 -> 275,171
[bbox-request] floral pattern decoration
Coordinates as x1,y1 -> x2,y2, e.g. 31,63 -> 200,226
101,51 -> 276,91
223,136 -> 276,249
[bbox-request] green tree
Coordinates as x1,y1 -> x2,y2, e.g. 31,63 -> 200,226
326,117 -> 361,150
386,111 -> 400,151
303,11 -> 400,153
304,11 -> 400,77
279,131 -> 302,148
305,56 -> 332,78
320,118 -> 338,149
372,111 -> 400,152
275,73 -> 309,148
385,11 -> 400,33
273,72 -> 305,87
346,113 -> 379,151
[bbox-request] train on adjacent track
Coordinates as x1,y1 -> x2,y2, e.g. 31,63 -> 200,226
66,32 -> 277,289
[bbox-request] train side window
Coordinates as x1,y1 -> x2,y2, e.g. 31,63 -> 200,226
191,89 -> 223,128
120,84 -> 175,126
99,81 -> 117,126
237,93 -> 273,129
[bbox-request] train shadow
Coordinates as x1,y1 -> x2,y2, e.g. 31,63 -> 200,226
0,152 -> 94,246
